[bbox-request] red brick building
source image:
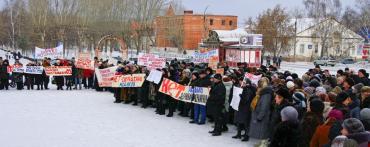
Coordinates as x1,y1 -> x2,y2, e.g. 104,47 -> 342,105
155,6 -> 238,50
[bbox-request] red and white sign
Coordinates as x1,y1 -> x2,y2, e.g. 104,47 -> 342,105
44,66 -> 72,76
159,78 -> 186,100
137,53 -> 166,70
76,53 -> 94,70
95,66 -> 117,87
244,73 -> 262,86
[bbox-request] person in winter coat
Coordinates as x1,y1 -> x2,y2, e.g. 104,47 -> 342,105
190,70 -> 211,124
12,60 -> 23,90
42,58 -> 51,90
222,76 -> 233,127
189,72 -> 202,123
178,69 -> 191,117
155,68 -> 169,115
360,86 -> 370,109
300,98 -> 325,147
34,62 -> 44,90
310,109 -> 344,147
166,64 -> 179,117
270,86 -> 291,135
343,93 -> 361,119
248,77 -> 273,140
270,106 -> 302,147
207,74 -> 226,136
0,59 -> 10,90
341,118 -> 370,147
360,108 -> 370,131
54,60 -> 65,90
232,78 -> 256,142
358,69 -> 370,86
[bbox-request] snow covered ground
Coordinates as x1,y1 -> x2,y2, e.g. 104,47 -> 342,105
279,61 -> 370,77
0,87 -> 258,147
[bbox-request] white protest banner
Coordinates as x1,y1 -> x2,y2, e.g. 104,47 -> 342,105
35,44 -> 64,59
138,53 -> 166,70
245,73 -> 262,86
192,49 -> 219,63
146,70 -> 162,84
192,87 -> 210,106
111,74 -> 146,88
230,87 -> 243,111
45,66 -> 72,76
25,66 -> 44,74
95,66 -> 117,87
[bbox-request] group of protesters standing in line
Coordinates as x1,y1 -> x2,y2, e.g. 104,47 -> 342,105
1,54 -> 370,146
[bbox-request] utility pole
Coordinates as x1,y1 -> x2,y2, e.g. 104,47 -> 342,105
293,19 -> 297,62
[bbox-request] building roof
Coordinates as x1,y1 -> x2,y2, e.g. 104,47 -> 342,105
213,28 -> 249,42
290,18 -> 316,33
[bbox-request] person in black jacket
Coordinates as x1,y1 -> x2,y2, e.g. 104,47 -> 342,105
361,86 -> 370,109
190,70 -> 211,125
270,106 -> 302,147
207,74 -> 226,136
54,60 -> 64,90
233,78 -> 256,141
358,69 -> 369,86
0,59 -> 10,90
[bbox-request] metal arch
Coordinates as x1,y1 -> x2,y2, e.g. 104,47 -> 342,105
95,35 -> 128,59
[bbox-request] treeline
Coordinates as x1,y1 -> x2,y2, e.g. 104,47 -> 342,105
0,0 -> 171,54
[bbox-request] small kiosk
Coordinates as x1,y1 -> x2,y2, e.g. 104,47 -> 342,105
200,28 -> 263,67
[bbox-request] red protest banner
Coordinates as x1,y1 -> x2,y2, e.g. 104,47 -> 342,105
76,53 -> 93,70
159,78 -> 186,100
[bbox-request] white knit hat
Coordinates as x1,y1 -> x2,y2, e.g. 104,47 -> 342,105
286,81 -> 295,89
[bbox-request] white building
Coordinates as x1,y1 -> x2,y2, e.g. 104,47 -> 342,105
288,18 -> 364,60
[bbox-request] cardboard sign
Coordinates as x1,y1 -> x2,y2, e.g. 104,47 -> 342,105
159,78 -> 186,100
146,70 -> 163,84
111,74 -> 146,87
138,53 -> 166,70
25,66 -> 44,74
95,66 -> 117,87
35,45 -> 63,59
244,73 -> 262,86
45,66 -> 72,76
230,87 -> 243,111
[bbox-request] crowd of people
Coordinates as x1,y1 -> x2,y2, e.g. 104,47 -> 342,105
1,55 -> 370,146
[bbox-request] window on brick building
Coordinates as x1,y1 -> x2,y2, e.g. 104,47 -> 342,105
229,20 -> 233,26
222,20 -> 226,25
210,19 -> 214,25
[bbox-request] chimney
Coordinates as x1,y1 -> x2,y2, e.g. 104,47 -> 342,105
184,10 -> 193,15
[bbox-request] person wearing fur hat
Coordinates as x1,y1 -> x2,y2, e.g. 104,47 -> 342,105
358,69 -> 369,86
343,92 -> 361,119
301,98 -> 325,147
310,109 -> 344,147
292,92 -> 307,120
341,118 -> 370,147
270,106 -> 302,147
270,86 -> 291,135
360,86 -> 370,109
360,108 -> 370,131
207,74 -> 226,136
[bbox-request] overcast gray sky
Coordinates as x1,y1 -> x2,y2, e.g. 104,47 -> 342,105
182,0 -> 357,24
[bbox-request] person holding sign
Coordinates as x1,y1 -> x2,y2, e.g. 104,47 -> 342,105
190,70 -> 211,125
207,74 -> 226,136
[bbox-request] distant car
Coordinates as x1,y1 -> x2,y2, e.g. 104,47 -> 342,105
340,58 -> 356,64
313,56 -> 336,66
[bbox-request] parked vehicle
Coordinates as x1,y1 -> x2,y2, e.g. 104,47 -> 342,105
313,56 -> 336,66
340,58 -> 356,64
